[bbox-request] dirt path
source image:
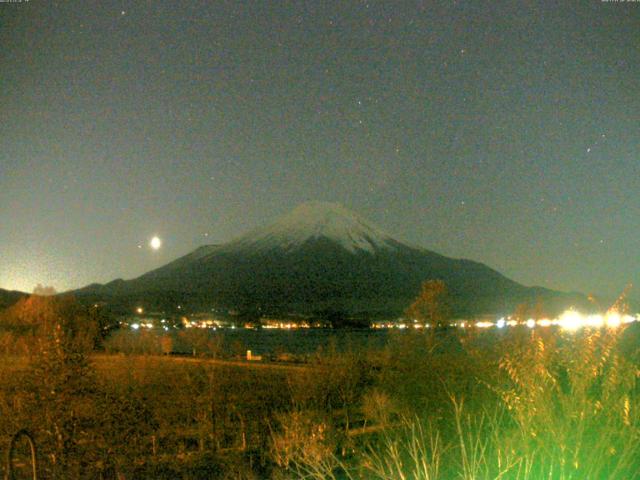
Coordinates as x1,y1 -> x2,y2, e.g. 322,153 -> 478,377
91,353 -> 313,371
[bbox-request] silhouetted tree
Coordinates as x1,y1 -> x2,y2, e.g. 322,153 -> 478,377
11,295 -> 99,476
405,280 -> 450,327
513,302 -> 530,322
32,284 -> 57,296
531,297 -> 547,320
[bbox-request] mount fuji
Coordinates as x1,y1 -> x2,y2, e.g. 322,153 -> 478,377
74,202 -> 586,322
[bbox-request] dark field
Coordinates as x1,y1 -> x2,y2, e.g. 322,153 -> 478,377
104,326 -> 393,358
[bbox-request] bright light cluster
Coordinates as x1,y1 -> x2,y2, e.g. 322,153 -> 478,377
387,310 -> 639,332
476,310 -> 638,332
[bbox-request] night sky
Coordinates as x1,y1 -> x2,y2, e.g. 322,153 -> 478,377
1,1 -> 639,298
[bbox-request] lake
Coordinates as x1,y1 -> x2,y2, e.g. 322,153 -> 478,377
172,328 -> 395,357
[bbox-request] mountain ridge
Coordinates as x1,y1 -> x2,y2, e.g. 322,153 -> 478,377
0,288 -> 29,310
72,202 -> 589,320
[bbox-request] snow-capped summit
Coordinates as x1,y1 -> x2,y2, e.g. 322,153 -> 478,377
74,202 -> 588,322
227,201 -> 397,253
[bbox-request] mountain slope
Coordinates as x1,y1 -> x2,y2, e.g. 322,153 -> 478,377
74,202 -> 587,320
0,288 -> 29,310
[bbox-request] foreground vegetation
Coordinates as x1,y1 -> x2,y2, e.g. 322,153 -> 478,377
1,296 -> 640,479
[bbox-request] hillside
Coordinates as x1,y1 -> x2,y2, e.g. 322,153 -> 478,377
0,288 -> 28,311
